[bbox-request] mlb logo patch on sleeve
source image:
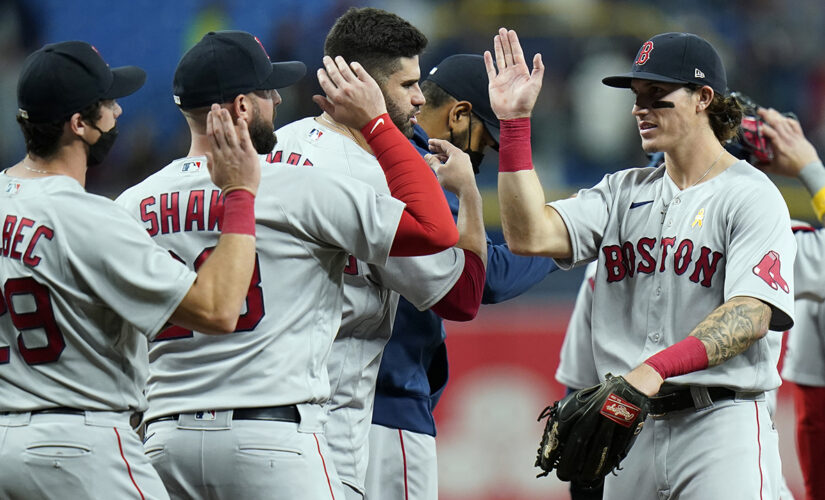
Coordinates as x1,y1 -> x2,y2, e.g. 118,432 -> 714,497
5,182 -> 21,195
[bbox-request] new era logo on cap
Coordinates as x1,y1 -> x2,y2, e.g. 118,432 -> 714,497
695,68 -> 705,79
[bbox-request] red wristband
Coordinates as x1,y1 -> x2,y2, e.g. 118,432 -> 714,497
644,336 -> 708,380
499,117 -> 534,173
221,190 -> 256,236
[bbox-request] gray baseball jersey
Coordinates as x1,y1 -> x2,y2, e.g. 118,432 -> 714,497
555,260 -> 600,389
115,156 -> 405,421
273,117 -> 464,493
0,172 -> 196,412
782,223 -> 825,386
0,171 -> 196,500
550,161 -> 795,391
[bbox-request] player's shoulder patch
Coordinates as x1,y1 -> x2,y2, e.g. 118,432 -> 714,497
4,181 -> 21,195
307,128 -> 324,142
179,159 -> 204,173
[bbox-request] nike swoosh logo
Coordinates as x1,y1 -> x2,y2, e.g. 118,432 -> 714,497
369,118 -> 385,134
629,200 -> 654,209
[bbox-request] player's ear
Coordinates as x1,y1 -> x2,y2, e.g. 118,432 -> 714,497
67,112 -> 91,140
232,94 -> 251,121
448,101 -> 472,126
696,86 -> 714,113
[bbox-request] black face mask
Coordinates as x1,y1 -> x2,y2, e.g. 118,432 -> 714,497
449,113 -> 485,174
466,150 -> 485,174
83,123 -> 119,167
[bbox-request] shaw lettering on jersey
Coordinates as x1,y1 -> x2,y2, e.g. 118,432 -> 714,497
602,237 -> 723,287
266,150 -> 314,166
1,214 -> 54,267
139,189 -> 223,236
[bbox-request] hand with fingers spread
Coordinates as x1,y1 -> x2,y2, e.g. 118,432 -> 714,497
205,103 -> 261,196
758,107 -> 821,177
426,138 -> 478,196
484,27 -> 545,120
313,55 -> 387,129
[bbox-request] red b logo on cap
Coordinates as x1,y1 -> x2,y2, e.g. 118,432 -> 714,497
635,41 -> 654,65
254,36 -> 269,58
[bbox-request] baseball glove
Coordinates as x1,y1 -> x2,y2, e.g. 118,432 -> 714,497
729,91 -> 797,166
535,373 -> 649,486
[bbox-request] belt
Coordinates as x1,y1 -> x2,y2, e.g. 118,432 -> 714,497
649,386 -> 746,417
31,407 -> 86,416
0,407 -> 86,417
145,405 -> 300,427
1,408 -> 143,429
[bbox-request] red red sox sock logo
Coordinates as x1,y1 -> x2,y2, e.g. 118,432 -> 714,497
752,250 -> 789,293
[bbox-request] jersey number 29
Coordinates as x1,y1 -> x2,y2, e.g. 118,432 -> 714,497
0,277 -> 65,365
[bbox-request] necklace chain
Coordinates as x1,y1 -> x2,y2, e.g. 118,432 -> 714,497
21,162 -> 51,175
317,114 -> 360,144
687,148 -> 724,189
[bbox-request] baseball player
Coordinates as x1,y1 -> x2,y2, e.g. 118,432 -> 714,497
115,30 -> 463,500
558,257 -> 795,500
367,53 -> 559,500
491,29 -> 794,499
757,107 -> 825,500
272,10 -> 490,500
0,41 -> 260,499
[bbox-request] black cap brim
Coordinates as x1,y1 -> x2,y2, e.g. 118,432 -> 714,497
602,71 -> 689,89
103,65 -> 147,99
262,61 -> 306,89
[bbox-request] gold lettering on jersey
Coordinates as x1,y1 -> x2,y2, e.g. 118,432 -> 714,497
691,208 -> 705,228
1,214 -> 54,267
139,189 -> 223,236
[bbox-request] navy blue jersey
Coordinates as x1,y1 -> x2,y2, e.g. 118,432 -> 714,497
371,125 -> 559,435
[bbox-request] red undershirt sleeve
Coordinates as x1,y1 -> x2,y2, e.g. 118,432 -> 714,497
430,249 -> 485,321
361,114 -> 459,256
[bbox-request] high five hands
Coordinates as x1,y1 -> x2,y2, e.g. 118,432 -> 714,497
484,28 -> 545,120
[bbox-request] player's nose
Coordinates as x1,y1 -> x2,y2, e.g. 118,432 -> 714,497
411,83 -> 425,106
272,89 -> 282,107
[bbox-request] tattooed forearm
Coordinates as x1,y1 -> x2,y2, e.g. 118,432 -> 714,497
689,297 -> 772,367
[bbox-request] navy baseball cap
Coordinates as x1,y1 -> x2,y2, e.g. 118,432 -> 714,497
174,31 -> 306,109
17,41 -> 146,123
602,33 -> 727,96
425,54 -> 500,148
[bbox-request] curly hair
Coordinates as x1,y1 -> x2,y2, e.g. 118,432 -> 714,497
324,7 -> 427,83
686,84 -> 743,142
17,101 -> 104,159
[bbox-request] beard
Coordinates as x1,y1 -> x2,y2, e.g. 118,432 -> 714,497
386,97 -> 416,138
248,101 -> 277,154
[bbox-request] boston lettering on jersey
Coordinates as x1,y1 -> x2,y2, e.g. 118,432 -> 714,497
1,214 -> 54,267
139,189 -> 222,236
602,236 -> 723,287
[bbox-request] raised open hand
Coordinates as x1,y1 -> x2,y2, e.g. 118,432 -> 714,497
312,55 -> 387,130
205,104 -> 261,196
484,28 -> 544,120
